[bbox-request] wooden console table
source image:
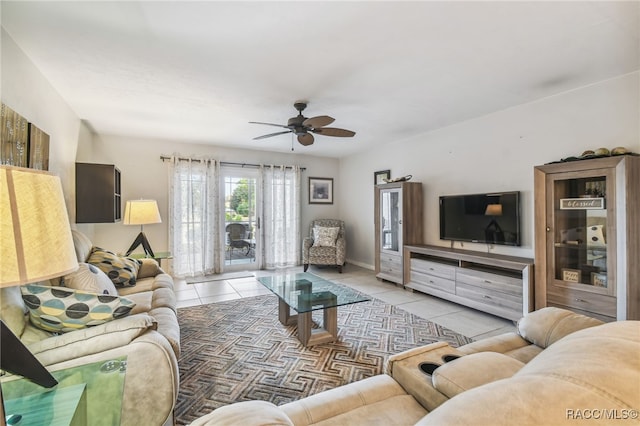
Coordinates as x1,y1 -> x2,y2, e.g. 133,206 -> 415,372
404,245 -> 534,321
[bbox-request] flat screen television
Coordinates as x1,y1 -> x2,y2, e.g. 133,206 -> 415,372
439,191 -> 521,246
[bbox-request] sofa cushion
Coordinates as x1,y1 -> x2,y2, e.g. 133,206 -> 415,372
61,263 -> 118,295
281,374 -> 427,426
87,247 -> 141,287
71,229 -> 93,262
312,226 -> 340,247
432,352 -> 524,398
137,258 -> 162,279
21,283 -> 136,332
191,401 -> 293,426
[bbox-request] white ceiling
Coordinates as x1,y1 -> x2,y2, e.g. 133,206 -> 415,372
2,1 -> 638,158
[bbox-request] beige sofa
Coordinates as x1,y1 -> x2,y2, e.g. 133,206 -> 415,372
191,307 -> 640,425
0,230 -> 180,426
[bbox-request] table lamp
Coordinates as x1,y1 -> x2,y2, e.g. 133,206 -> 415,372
123,199 -> 162,257
0,165 -> 79,424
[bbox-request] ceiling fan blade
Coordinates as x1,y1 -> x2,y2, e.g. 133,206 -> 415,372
298,133 -> 314,146
302,115 -> 334,129
249,121 -> 290,129
312,127 -> 356,137
253,130 -> 292,140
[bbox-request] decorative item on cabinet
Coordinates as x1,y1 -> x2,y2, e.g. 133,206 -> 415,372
374,181 -> 423,285
75,162 -> 122,223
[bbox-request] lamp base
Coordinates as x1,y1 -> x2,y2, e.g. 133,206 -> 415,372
125,232 -> 155,258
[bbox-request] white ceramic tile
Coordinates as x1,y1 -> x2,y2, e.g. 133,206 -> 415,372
199,293 -> 242,305
175,287 -> 199,301
193,281 -> 238,297
429,309 -> 514,338
176,298 -> 203,309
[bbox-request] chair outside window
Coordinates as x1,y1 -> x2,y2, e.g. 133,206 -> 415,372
302,219 -> 346,273
226,223 -> 253,257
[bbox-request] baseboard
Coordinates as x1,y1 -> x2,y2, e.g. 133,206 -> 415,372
346,258 -> 374,271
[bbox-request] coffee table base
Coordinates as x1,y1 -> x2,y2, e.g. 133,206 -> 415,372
278,299 -> 337,347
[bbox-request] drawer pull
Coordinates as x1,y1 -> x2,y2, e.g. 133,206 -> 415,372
484,280 -> 492,284
429,267 -> 435,271
483,295 -> 492,299
429,280 -> 435,284
575,298 -> 587,303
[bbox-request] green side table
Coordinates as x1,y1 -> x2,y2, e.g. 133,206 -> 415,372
2,357 -> 127,426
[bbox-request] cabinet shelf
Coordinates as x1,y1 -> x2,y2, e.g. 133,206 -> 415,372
374,182 -> 423,285
76,162 -> 121,223
534,155 -> 640,321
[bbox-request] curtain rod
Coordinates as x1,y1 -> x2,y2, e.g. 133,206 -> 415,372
159,155 -> 305,171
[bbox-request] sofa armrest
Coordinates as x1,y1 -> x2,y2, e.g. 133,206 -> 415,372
190,401 -> 293,426
302,237 -> 313,263
335,236 -> 346,264
28,314 -> 157,366
517,307 -> 604,349
386,342 -> 450,374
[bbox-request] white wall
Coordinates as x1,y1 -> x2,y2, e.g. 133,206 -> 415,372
5,29 -> 637,268
340,72 -> 640,268
80,135 -> 340,253
1,30 -> 85,218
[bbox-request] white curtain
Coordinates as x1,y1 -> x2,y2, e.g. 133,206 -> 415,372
168,156 -> 221,277
260,165 -> 301,269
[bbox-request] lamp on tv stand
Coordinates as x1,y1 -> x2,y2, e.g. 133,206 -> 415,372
0,166 -> 80,425
123,199 -> 162,258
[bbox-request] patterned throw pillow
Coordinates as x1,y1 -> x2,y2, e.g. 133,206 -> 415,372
20,284 -> 136,333
312,226 -> 340,247
61,263 -> 118,295
87,247 -> 140,287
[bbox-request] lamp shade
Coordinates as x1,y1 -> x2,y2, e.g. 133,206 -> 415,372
0,166 -> 78,287
123,199 -> 162,225
484,204 -> 503,216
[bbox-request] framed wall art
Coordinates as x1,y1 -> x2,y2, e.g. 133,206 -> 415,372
1,103 -> 29,167
28,123 -> 50,170
374,170 -> 390,185
309,177 -> 333,204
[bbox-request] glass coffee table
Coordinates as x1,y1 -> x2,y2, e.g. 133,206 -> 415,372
258,272 -> 371,347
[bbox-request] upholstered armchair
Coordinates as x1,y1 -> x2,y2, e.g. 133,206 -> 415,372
302,219 -> 346,273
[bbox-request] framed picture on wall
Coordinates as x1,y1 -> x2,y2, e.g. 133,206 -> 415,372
1,103 -> 29,167
309,177 -> 333,204
374,170 -> 390,185
28,123 -> 50,170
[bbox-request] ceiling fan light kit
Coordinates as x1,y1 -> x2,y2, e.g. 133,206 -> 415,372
250,102 -> 356,146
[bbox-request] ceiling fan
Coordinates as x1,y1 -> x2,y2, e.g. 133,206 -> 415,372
250,102 -> 356,146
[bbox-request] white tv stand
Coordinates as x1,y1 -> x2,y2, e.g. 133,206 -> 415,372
403,245 -> 534,321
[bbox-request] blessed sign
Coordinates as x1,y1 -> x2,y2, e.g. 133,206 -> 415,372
560,197 -> 605,210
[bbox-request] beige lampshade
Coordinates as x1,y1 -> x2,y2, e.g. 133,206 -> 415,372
123,200 -> 162,225
0,166 -> 78,287
485,204 -> 503,216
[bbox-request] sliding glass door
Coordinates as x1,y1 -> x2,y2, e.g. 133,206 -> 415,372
221,166 -> 260,271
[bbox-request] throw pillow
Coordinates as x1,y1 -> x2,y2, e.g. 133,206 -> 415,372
312,226 -> 340,247
86,247 -> 141,287
61,263 -> 118,295
20,284 -> 136,333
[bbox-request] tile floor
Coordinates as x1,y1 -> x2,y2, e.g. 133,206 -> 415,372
174,264 -> 516,340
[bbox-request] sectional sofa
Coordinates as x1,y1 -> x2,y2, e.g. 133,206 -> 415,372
0,230 -> 180,426
191,307 -> 640,425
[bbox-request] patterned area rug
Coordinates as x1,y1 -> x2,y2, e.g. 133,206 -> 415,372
175,294 -> 472,425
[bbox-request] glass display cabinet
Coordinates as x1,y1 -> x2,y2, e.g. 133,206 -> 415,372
374,181 -> 423,284
534,155 -> 639,321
